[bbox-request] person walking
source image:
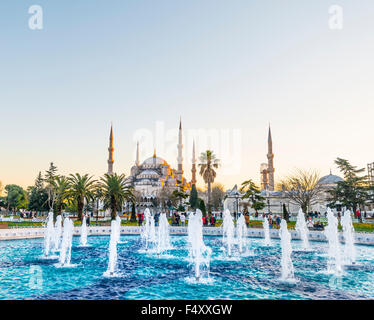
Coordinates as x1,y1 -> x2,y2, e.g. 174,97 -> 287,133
357,209 -> 362,223
209,215 -> 214,227
154,212 -> 160,227
276,215 -> 281,229
137,212 -> 143,226
180,213 -> 186,226
245,213 -> 249,228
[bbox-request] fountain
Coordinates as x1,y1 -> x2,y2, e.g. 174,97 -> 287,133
279,219 -> 295,282
141,208 -> 156,251
295,208 -> 310,250
341,210 -> 356,266
263,215 -> 271,246
157,213 -> 171,255
80,216 -> 88,246
115,215 -> 122,243
58,217 -> 74,267
324,208 -> 343,275
104,219 -> 120,277
236,214 -> 248,254
187,209 -> 212,282
44,212 -> 55,257
52,215 -> 62,252
222,209 -> 235,257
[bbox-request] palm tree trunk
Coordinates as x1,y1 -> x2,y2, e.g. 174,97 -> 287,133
111,202 -> 117,220
207,182 -> 211,215
77,199 -> 84,221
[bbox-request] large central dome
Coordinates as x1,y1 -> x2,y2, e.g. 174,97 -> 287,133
142,156 -> 168,166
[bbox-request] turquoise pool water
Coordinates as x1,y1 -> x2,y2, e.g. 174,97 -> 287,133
1,235 -> 374,300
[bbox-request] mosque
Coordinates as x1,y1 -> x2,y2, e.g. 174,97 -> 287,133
106,119 -> 195,210
224,125 -> 344,215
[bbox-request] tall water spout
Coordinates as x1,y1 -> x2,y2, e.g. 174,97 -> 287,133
80,216 -> 88,246
115,215 -> 121,243
295,208 -> 310,250
279,219 -> 295,282
157,213 -> 171,255
325,208 -> 343,275
341,210 -> 356,265
104,219 -> 119,276
263,215 -> 271,246
52,215 -> 62,252
187,209 -> 212,281
142,208 -> 156,250
222,209 -> 235,257
59,217 -> 74,266
236,214 -> 247,254
44,212 -> 55,257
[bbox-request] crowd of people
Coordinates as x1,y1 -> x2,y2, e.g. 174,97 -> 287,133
136,211 -> 219,227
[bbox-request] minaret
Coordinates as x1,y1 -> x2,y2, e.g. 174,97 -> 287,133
267,125 -> 275,191
135,141 -> 140,166
191,139 -> 197,185
107,124 -> 114,175
177,117 -> 184,182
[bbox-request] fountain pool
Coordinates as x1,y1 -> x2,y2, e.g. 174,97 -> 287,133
1,234 -> 374,300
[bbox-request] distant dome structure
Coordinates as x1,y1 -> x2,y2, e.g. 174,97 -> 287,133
142,156 -> 168,166
317,173 -> 344,186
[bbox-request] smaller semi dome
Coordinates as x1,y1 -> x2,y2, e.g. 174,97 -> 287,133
317,174 -> 344,185
140,169 -> 160,176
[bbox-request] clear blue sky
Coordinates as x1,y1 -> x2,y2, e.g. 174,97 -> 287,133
1,0 -> 373,190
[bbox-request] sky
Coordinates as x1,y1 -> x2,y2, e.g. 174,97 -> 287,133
0,0 -> 373,191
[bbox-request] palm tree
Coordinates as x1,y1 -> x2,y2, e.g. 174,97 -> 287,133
99,173 -> 135,220
53,176 -> 70,218
198,150 -> 220,215
67,173 -> 97,221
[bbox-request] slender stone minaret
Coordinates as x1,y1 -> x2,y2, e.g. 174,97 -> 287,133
135,141 -> 140,166
107,124 -> 114,175
267,125 -> 275,191
191,139 -> 197,185
177,117 -> 184,182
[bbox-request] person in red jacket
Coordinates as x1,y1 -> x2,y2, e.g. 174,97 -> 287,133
356,209 -> 362,223
137,212 -> 144,226
202,216 -> 205,225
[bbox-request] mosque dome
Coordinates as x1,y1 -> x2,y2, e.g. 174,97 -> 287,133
142,156 -> 168,166
317,174 -> 344,185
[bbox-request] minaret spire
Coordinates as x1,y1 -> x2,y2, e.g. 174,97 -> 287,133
107,123 -> 114,175
177,117 -> 184,182
267,124 -> 275,191
191,139 -> 197,185
135,141 -> 140,166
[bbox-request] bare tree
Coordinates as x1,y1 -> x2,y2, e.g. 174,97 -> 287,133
156,187 -> 173,211
279,169 -> 323,214
211,183 -> 225,211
